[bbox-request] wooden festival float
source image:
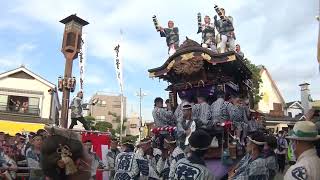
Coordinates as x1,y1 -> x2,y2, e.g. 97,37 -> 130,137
148,38 -> 253,160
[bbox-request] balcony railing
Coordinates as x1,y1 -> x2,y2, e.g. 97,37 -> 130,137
0,104 -> 40,116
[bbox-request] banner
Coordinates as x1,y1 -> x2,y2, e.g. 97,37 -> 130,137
79,33 -> 87,91
114,30 -> 125,142
114,32 -> 123,93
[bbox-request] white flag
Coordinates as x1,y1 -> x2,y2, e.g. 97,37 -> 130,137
114,32 -> 124,93
79,33 -> 87,91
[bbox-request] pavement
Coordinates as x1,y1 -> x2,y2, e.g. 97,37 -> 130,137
274,166 -> 289,180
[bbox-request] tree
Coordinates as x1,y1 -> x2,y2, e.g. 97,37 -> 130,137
108,111 -> 127,122
243,58 -> 263,106
116,124 -> 126,134
84,116 -> 96,130
122,135 -> 139,143
94,121 -> 113,132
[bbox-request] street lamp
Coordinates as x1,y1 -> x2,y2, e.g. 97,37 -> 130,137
136,88 -> 147,140
59,14 -> 89,128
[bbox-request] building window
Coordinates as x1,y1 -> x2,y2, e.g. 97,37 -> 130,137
0,95 -> 40,115
112,105 -> 121,108
96,116 -> 106,121
288,112 -> 292,118
97,100 -> 107,107
130,124 -> 137,128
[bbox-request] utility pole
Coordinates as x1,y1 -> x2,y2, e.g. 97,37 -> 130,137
136,88 -> 147,140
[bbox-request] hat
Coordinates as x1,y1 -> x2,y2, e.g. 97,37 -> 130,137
286,121 -> 320,141
189,130 -> 211,151
182,104 -> 192,110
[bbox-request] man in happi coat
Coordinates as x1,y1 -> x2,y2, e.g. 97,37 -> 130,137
174,91 -> 190,121
158,20 -> 179,55
210,91 -> 229,125
264,135 -> 278,180
197,15 -> 217,53
152,97 -> 174,150
69,91 -> 90,130
214,7 -> 235,53
227,95 -> 248,145
157,135 -> 186,179
152,97 -> 174,128
193,95 -> 211,128
142,140 -> 162,175
229,132 -> 269,180
174,130 -> 216,180
176,104 -> 197,150
114,139 -> 159,180
107,137 -> 120,180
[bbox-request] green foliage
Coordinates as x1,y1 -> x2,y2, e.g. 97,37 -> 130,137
84,116 -> 96,130
94,121 -> 113,132
243,58 -> 263,106
108,111 -> 128,122
116,124 -> 126,134
122,135 -> 139,144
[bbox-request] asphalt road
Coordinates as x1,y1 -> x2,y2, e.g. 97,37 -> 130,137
274,166 -> 289,180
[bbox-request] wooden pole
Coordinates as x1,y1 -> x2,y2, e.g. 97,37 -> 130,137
60,58 -> 73,128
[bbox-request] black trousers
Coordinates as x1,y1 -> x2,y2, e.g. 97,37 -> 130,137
277,154 -> 286,173
69,117 -> 90,130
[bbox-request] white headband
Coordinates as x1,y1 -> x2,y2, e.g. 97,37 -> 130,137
247,136 -> 266,145
164,139 -> 176,144
189,145 -> 209,151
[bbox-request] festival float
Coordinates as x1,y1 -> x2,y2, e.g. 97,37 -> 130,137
148,5 -> 256,177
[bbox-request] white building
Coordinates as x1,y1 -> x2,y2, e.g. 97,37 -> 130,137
0,66 -> 60,135
126,112 -> 140,136
257,66 -> 285,114
285,101 -> 304,119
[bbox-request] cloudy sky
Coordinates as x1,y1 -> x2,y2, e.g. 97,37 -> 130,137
0,0 -> 319,121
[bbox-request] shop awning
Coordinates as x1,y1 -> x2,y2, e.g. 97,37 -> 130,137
0,120 -> 45,135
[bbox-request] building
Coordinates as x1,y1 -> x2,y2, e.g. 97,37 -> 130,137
126,112 -> 140,136
299,82 -> 313,113
256,66 -> 307,132
0,66 -> 60,135
89,92 -> 127,128
285,101 -> 304,119
257,66 -> 286,115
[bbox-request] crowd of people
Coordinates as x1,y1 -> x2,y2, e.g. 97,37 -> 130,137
8,99 -> 29,114
0,89 -> 319,180
147,90 -> 320,180
0,129 -> 46,180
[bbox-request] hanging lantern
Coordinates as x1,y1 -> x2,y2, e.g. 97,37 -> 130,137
70,77 -> 76,92
66,77 -> 72,90
58,76 -> 63,91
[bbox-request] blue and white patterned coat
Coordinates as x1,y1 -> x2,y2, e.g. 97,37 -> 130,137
114,151 -> 159,180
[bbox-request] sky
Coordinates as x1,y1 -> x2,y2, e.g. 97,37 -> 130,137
0,0 -> 319,121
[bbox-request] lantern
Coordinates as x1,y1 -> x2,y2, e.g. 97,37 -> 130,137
58,76 -> 63,91
60,14 -> 89,59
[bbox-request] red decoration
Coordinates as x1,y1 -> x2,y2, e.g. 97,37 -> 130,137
82,133 -> 111,180
223,120 -> 232,131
